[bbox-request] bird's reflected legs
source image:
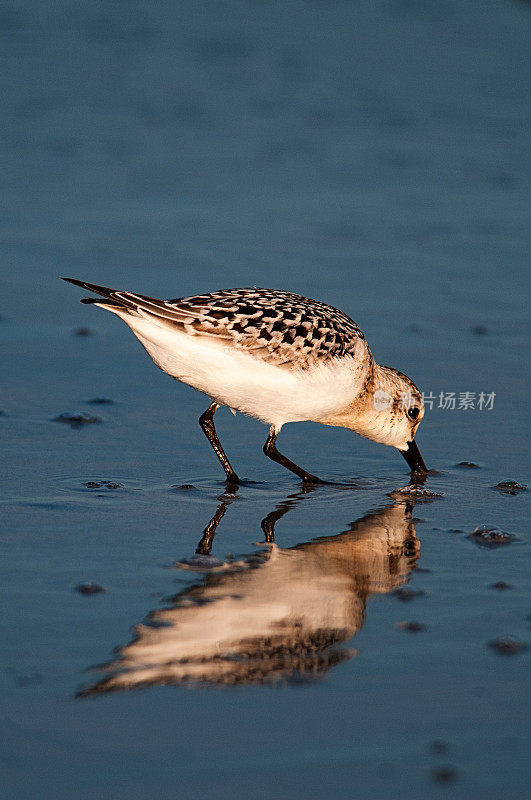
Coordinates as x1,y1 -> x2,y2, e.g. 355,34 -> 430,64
260,504 -> 292,542
196,502 -> 230,555
263,426 -> 322,483
199,402 -> 239,484
196,485 -> 240,555
195,481 -> 318,554
261,482 -> 319,542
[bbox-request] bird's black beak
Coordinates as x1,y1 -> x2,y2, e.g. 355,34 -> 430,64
400,439 -> 428,475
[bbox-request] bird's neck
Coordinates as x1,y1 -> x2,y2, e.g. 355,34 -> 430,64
320,363 -> 402,444
370,363 -> 407,396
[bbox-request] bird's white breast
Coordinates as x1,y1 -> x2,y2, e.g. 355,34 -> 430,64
115,310 -> 370,427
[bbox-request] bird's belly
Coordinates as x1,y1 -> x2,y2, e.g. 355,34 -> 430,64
120,313 -> 366,426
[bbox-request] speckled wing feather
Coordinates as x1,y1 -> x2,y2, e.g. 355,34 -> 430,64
63,280 -> 366,370
165,288 -> 366,369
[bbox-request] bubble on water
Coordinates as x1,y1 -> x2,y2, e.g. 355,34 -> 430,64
396,620 -> 426,632
75,583 -> 105,595
488,637 -> 528,656
493,481 -> 527,496
54,412 -> 102,428
468,526 -> 516,547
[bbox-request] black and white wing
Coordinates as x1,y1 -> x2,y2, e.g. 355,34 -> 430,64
62,280 -> 366,369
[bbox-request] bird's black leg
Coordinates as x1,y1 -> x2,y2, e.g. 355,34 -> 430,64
263,426 -> 322,484
199,402 -> 240,483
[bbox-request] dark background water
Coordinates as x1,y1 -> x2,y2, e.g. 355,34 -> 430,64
1,1 -> 530,798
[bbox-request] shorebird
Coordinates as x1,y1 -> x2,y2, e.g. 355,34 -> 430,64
62,279 -> 427,481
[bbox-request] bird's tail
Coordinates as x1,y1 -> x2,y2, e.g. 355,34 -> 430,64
62,278 -> 130,308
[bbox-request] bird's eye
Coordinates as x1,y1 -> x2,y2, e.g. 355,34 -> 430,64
407,407 -> 420,421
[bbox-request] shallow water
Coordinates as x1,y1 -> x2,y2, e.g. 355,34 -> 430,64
1,1 -> 530,798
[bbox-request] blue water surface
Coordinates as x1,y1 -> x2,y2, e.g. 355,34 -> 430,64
1,1 -> 530,798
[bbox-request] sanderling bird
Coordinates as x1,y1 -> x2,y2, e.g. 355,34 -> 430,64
63,279 -> 427,482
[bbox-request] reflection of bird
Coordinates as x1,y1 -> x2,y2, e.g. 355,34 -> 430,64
63,280 -> 427,482
78,501 -> 419,695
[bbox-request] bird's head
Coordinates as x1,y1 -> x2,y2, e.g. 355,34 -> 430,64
325,363 -> 427,474
362,365 -> 427,473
